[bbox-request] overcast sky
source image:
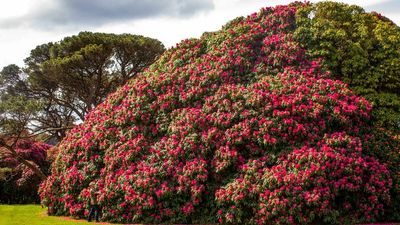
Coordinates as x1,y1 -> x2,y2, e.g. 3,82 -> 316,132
0,0 -> 398,69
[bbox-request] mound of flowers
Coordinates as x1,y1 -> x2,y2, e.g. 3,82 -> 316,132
40,2 -> 398,224
0,139 -> 51,203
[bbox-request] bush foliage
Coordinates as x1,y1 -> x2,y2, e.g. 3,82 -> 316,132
295,1 -> 400,133
40,2 -> 400,224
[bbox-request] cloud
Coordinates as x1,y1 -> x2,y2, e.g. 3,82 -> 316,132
366,0 -> 400,14
0,0 -> 214,29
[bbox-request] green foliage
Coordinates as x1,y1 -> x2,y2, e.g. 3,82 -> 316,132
0,64 -> 23,93
0,96 -> 42,136
0,167 -> 12,181
0,64 -> 43,138
295,1 -> 400,133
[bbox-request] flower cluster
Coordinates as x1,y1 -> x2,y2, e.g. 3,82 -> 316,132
39,2 -> 395,224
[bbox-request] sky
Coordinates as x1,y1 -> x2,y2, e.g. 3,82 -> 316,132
0,0 -> 398,69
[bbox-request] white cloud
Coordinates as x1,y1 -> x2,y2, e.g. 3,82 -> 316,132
0,0 -> 33,19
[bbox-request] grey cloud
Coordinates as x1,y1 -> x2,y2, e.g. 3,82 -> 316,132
0,0 -> 214,29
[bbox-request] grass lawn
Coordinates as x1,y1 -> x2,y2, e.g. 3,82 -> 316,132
0,204 -> 119,225
1,204 -> 398,225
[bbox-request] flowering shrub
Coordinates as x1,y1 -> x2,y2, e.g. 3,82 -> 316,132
216,133 -> 391,224
294,1 -> 400,220
361,129 -> 400,221
0,140 -> 51,203
40,2 -> 397,224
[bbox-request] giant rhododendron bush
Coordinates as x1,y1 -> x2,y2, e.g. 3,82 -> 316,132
40,2 -> 399,224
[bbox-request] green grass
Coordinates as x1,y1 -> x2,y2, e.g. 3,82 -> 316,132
1,204 -> 398,225
0,205 -> 115,225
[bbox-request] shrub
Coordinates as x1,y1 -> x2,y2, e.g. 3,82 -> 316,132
40,2 -> 398,224
216,133 -> 391,224
295,1 -> 400,133
0,140 -> 51,203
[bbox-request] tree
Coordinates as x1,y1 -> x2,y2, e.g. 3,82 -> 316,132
0,64 -> 49,184
0,64 -> 26,97
25,32 -> 165,125
0,65 -> 67,181
0,95 -> 46,180
294,1 -> 400,133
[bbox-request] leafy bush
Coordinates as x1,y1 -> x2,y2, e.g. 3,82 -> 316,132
295,1 -> 400,133
0,140 -> 51,203
40,2 -> 398,224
